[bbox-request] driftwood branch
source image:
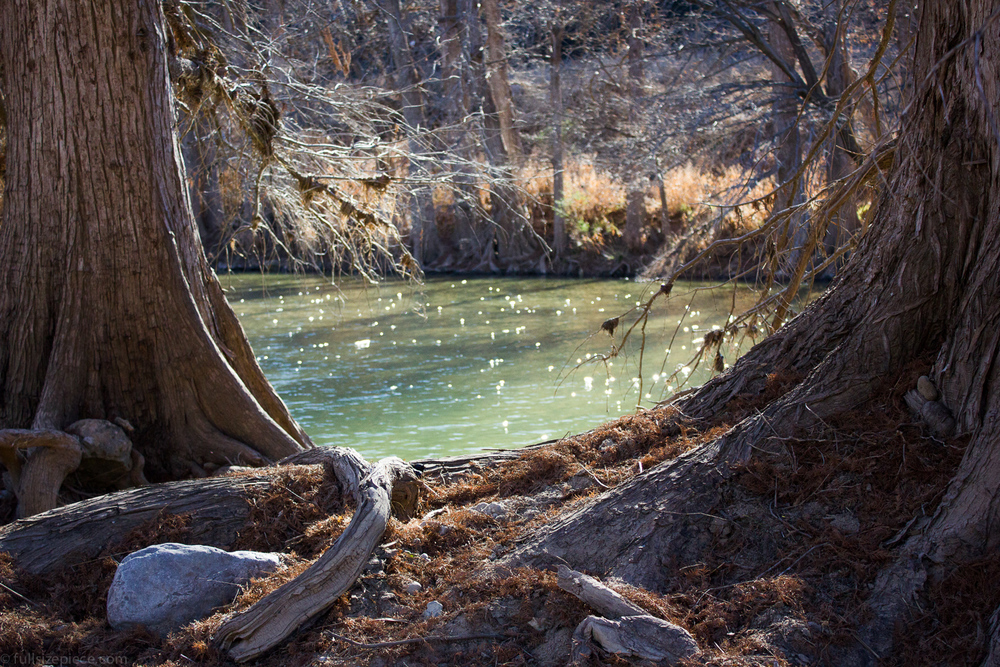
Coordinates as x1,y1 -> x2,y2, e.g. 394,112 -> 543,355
571,615 -> 699,665
214,448 -> 418,662
557,565 -> 699,665
557,564 -> 647,619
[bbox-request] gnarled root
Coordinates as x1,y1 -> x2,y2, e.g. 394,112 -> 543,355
0,420 -> 147,518
214,447 -> 418,662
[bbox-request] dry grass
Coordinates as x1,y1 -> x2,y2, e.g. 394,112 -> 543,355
521,157 -> 761,247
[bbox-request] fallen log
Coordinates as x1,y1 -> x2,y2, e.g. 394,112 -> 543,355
0,473 -> 280,575
0,443 -> 505,577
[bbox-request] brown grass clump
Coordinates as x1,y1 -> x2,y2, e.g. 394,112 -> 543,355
431,405 -> 699,511
230,464 -> 343,555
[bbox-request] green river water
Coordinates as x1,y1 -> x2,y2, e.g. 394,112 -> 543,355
221,274 -> 765,461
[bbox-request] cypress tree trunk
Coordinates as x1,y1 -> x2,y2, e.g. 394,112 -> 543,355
510,2 -> 1000,660
0,0 -> 310,485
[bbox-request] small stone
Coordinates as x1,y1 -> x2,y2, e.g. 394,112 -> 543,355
535,628 -> 573,667
709,517 -> 728,536
423,600 -> 444,618
922,400 -> 956,438
107,543 -> 282,636
405,580 -> 422,595
364,556 -> 384,574
471,501 -> 507,519
826,514 -> 860,535
566,472 -> 595,492
917,376 -> 938,401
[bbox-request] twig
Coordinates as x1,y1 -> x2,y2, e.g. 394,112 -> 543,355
576,462 -> 610,489
327,632 -> 506,649
0,580 -> 41,609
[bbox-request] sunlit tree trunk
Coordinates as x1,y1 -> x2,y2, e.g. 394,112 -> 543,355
480,0 -> 536,267
0,0 -> 309,483
769,2 -> 805,277
383,0 -> 441,267
551,21 -> 567,257
623,1 -> 647,254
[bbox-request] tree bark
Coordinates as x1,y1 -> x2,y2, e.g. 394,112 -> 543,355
511,6 -> 1000,664
383,0 -> 441,267
550,22 -> 567,257
623,2 -> 646,254
0,0 -> 309,486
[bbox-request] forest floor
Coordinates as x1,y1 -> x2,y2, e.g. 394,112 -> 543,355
0,364 -> 985,666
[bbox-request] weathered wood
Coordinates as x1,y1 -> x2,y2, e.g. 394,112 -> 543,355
214,449 -> 417,661
556,565 -> 647,619
558,565 -> 699,664
571,615 -> 699,665
0,470 -> 292,575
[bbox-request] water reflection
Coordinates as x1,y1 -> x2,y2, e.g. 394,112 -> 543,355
221,274 -> 766,460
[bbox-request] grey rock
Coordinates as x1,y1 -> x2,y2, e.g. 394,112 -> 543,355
107,543 -> 283,636
917,375 -> 938,401
922,400 -> 956,438
471,501 -> 508,519
405,580 -> 422,595
566,471 -> 596,492
423,600 -> 444,619
66,419 -> 139,489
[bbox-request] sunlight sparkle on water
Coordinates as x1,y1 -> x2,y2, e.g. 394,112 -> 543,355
221,275 -> 763,460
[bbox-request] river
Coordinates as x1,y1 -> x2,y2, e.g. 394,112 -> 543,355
221,274 -> 769,460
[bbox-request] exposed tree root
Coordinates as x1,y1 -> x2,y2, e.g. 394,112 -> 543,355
214,449 -> 417,661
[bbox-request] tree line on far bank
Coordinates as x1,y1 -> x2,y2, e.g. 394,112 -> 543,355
63,0 -> 901,282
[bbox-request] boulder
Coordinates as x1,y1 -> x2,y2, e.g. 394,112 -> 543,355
107,543 -> 283,636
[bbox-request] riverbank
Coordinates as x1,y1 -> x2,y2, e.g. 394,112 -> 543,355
0,369 -> 977,666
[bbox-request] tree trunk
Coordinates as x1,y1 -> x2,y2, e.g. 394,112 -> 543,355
480,0 -> 521,161
819,0 -> 862,276
478,0 -> 537,269
383,0 -> 441,267
623,2 -> 646,254
510,2 -> 1000,662
769,2 -> 806,278
550,22 -> 567,257
0,0 -> 310,488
